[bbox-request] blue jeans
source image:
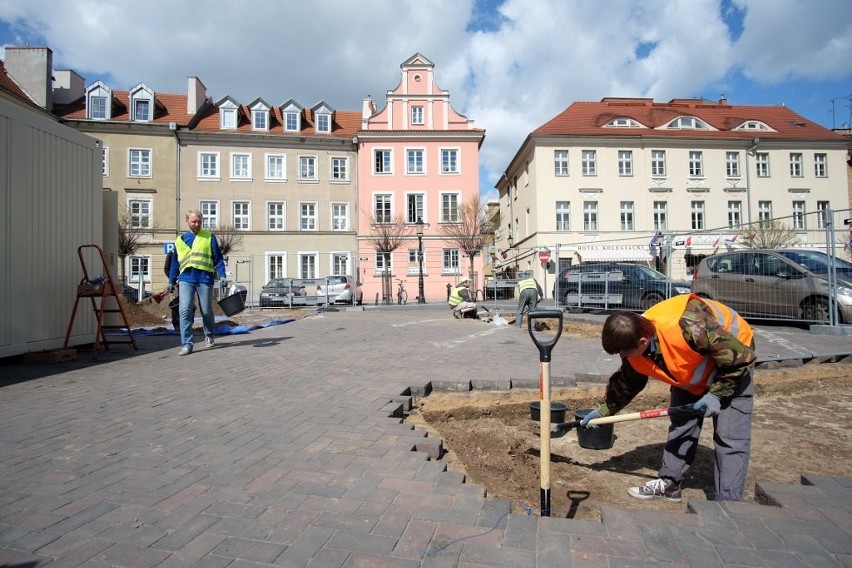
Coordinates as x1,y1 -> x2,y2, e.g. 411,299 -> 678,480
178,281 -> 216,349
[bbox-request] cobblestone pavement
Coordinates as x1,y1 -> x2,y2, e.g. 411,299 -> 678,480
1,305 -> 851,567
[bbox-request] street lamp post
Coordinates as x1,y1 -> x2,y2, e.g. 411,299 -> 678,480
416,217 -> 425,304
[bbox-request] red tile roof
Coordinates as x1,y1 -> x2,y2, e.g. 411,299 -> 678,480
53,90 -> 199,126
533,97 -> 845,142
191,102 -> 360,138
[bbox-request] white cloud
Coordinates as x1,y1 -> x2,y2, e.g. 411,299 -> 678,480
2,0 -> 849,191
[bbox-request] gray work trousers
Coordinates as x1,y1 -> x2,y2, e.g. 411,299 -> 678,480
658,367 -> 754,501
515,288 -> 540,327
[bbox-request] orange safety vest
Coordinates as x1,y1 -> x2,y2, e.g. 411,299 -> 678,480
627,294 -> 753,395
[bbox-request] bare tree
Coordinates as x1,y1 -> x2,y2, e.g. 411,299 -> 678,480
440,194 -> 493,285
117,209 -> 147,284
365,214 -> 411,304
738,220 -> 798,249
214,224 -> 244,257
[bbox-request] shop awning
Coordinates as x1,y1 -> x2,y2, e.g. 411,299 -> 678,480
576,248 -> 653,262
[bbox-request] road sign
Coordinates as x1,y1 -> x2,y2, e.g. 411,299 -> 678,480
539,250 -> 550,263
163,242 -> 175,254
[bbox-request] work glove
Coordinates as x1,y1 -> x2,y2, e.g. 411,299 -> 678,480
166,284 -> 174,294
219,277 -> 228,289
693,393 -> 721,417
580,408 -> 603,429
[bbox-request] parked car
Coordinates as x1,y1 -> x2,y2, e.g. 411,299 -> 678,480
321,275 -> 363,305
691,248 -> 852,324
259,279 -> 304,308
553,262 -> 692,310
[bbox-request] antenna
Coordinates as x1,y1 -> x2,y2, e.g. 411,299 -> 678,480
830,95 -> 852,130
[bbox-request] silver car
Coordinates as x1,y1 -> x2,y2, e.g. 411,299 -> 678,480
691,249 -> 852,323
320,275 -> 363,305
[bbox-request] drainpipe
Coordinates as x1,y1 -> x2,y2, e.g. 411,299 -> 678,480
170,122 -> 180,235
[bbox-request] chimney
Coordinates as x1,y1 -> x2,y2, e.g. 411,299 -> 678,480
719,96 -> 728,105
187,76 -> 207,114
53,69 -> 85,105
4,46 -> 53,110
361,95 -> 375,126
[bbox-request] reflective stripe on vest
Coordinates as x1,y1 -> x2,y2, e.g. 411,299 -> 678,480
627,294 -> 753,395
175,230 -> 215,274
518,278 -> 537,292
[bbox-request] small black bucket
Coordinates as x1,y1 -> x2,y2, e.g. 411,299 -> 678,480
574,408 -> 614,450
218,293 -> 246,316
529,401 -> 568,423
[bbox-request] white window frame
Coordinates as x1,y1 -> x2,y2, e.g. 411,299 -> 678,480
198,152 -> 220,179
620,201 -> 634,231
200,201 -> 219,229
267,252 -> 287,280
440,192 -> 461,223
299,252 -> 319,279
127,197 -> 152,229
87,82 -> 111,120
406,193 -> 425,224
441,148 -> 459,174
442,249 -> 460,275
617,150 -> 633,176
265,154 -> 286,181
407,148 -> 425,174
252,109 -> 269,131
755,152 -> 770,177
581,150 -> 596,176
285,112 -> 300,132
375,250 -> 392,275
688,151 -> 704,177
758,200 -> 772,227
300,202 -> 317,231
691,201 -> 705,231
133,99 -> 151,122
374,194 -> 392,223
374,149 -> 392,174
728,201 -> 742,229
232,201 -> 250,230
789,153 -> 803,177
315,113 -> 331,133
299,155 -> 318,181
817,201 -> 830,229
583,201 -> 598,231
653,201 -> 668,231
102,147 -> 109,177
331,252 -> 350,277
814,153 -> 827,177
651,150 -> 666,176
231,153 -> 251,180
331,202 -> 349,231
128,148 -> 151,177
554,150 -> 569,176
792,201 -> 806,230
267,202 -> 285,231
330,156 -> 348,181
220,106 -> 237,129
129,255 -> 151,284
411,106 -> 424,125
726,152 -> 740,177
556,201 -> 570,231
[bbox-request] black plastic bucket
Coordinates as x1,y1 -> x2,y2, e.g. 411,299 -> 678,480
218,293 -> 246,316
529,401 -> 568,423
574,408 -> 614,450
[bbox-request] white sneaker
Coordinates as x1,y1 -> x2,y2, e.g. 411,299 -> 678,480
178,346 -> 192,356
205,337 -> 215,349
628,478 -> 682,502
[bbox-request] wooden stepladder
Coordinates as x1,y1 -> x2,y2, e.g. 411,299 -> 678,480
64,244 -> 137,359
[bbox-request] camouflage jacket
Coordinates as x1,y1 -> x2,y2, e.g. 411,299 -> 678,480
599,298 -> 757,416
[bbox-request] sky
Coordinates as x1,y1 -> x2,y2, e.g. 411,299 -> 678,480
1,0 -> 851,199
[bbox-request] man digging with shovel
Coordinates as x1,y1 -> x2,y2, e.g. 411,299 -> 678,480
582,294 -> 756,502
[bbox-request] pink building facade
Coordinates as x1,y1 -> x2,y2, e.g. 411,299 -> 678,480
356,54 -> 485,303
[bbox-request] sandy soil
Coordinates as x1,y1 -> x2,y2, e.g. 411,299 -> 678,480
409,318 -> 852,520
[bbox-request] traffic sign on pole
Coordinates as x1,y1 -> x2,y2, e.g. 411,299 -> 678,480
539,250 -> 550,264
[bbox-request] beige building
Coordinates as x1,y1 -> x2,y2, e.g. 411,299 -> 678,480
495,97 -> 851,287
54,75 -> 361,301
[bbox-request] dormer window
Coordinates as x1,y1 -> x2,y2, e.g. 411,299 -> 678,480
86,81 -> 112,120
281,99 -> 304,132
733,120 -> 771,131
665,116 -> 709,129
605,117 -> 640,127
312,102 -> 334,134
217,97 -> 240,129
129,83 -> 155,122
249,98 -> 271,131
316,113 -> 330,133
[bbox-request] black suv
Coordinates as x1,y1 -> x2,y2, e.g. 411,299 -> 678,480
553,262 -> 692,310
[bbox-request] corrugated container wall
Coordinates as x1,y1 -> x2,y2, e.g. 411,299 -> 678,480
0,98 -> 102,358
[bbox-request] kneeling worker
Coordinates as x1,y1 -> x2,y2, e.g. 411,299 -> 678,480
582,294 -> 756,502
448,278 -> 477,318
